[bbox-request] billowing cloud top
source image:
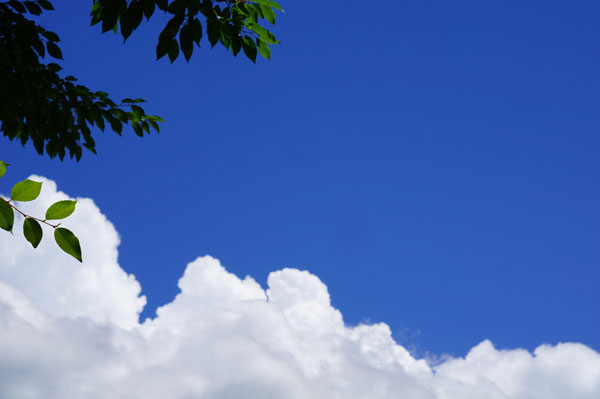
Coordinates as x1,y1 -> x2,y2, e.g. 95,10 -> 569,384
1,177 -> 599,399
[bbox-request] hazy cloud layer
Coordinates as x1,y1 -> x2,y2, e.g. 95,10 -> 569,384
1,177 -> 599,399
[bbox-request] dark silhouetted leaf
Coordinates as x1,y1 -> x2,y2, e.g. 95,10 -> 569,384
46,41 -> 62,59
54,227 -> 82,262
141,0 -> 155,19
42,30 -> 59,42
132,122 -> 143,137
24,1 -> 42,15
23,218 -> 43,248
0,200 -> 14,232
180,22 -> 193,61
242,36 -> 257,62
157,0 -> 168,11
131,105 -> 145,115
156,37 -> 170,60
192,18 -> 202,45
231,35 -> 242,56
38,0 -> 54,10
167,38 -> 179,63
207,19 -> 219,47
7,1 -> 27,13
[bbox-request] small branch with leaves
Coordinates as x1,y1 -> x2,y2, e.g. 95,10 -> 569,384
0,161 -> 82,262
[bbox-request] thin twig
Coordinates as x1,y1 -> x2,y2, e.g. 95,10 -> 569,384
0,197 -> 60,228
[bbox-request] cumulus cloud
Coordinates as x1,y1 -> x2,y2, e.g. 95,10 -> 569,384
1,177 -> 599,399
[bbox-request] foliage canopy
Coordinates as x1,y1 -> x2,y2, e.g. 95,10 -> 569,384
0,0 -> 281,160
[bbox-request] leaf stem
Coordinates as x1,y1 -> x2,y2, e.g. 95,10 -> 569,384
0,197 -> 60,228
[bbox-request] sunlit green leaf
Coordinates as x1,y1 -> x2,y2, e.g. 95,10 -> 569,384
0,161 -> 9,178
23,218 -> 43,248
257,38 -> 271,60
45,200 -> 77,220
11,179 -> 42,202
248,24 -> 278,44
267,1 -> 283,11
54,227 -> 82,262
260,4 -> 276,24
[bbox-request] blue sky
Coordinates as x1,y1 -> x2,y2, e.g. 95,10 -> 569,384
4,0 -> 599,359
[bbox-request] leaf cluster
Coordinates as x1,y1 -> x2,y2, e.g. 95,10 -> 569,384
0,161 -> 82,261
1,0 -> 282,161
90,0 -> 282,63
0,1 -> 163,160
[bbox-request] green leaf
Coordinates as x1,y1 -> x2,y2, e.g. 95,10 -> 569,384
46,42 -> 63,59
90,2 -> 102,24
23,218 -> 43,248
130,105 -> 145,115
148,119 -> 160,132
54,227 -> 82,262
0,161 -> 9,178
242,36 -> 257,63
267,0 -> 282,11
11,179 -> 42,202
113,108 -> 128,122
45,200 -> 77,220
219,29 -> 231,49
132,122 -> 143,137
122,98 -> 146,104
260,4 -> 276,24
248,24 -> 278,44
109,117 -> 123,135
257,38 -> 271,61
0,200 -> 14,232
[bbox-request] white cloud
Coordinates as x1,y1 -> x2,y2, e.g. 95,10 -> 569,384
1,177 -> 599,399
